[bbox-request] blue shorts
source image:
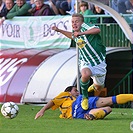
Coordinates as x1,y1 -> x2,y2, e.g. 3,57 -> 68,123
72,95 -> 99,119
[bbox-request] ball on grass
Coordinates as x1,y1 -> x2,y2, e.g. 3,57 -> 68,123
1,102 -> 19,119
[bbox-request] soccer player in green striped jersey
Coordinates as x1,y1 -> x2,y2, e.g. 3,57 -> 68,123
52,13 -> 107,110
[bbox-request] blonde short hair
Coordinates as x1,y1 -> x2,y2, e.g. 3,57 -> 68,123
72,13 -> 84,22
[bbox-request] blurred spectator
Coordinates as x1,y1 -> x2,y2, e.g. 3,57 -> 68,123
6,0 -> 31,18
28,0 -> 54,16
0,0 -> 14,17
111,0 -> 133,31
89,0 -> 110,11
111,0 -> 119,12
0,0 -> 31,25
0,0 -> 5,17
126,0 -> 133,31
93,5 -> 105,15
66,0 -> 75,15
125,0 -> 133,13
117,0 -> 133,13
79,1 -> 97,24
49,0 -> 71,15
117,0 -> 127,14
93,5 -> 116,23
29,0 -> 35,7
98,0 -> 110,5
110,0 -> 133,13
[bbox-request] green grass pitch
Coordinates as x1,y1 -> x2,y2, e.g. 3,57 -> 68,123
0,104 -> 133,133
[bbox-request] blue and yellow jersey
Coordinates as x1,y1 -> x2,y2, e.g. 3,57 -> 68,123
51,92 -> 76,119
72,95 -> 99,119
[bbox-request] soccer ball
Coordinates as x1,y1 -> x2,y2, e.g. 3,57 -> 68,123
1,102 -> 19,119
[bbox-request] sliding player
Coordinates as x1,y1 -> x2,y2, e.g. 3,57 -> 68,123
35,86 -> 133,120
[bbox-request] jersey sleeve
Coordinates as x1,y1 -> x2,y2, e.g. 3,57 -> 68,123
51,92 -> 76,119
81,22 -> 99,31
51,92 -> 71,110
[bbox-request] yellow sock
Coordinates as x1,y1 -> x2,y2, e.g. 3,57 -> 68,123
116,94 -> 133,104
88,84 -> 96,92
92,109 -> 106,119
81,98 -> 88,110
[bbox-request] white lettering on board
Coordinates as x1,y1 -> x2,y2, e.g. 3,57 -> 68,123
0,58 -> 28,86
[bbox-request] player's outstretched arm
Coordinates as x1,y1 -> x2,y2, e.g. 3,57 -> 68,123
34,100 -> 54,119
52,26 -> 73,39
82,28 -> 100,35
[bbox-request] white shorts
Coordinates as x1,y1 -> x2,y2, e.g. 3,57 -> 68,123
80,61 -> 107,86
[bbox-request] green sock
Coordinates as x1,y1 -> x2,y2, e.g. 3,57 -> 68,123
80,79 -> 90,98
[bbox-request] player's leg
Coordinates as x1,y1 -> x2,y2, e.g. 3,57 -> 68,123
80,68 -> 91,110
96,94 -> 133,107
88,61 -> 106,92
112,94 -> 133,104
84,106 -> 112,120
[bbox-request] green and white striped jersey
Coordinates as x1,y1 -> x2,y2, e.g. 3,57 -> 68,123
74,23 -> 106,66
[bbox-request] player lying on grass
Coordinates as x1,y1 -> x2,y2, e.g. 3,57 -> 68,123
35,86 -> 133,120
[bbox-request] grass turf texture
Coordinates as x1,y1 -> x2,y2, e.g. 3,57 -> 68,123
0,104 -> 133,133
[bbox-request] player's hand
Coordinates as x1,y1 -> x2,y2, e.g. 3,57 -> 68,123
52,26 -> 59,32
84,113 -> 95,120
34,110 -> 44,120
73,31 -> 82,37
